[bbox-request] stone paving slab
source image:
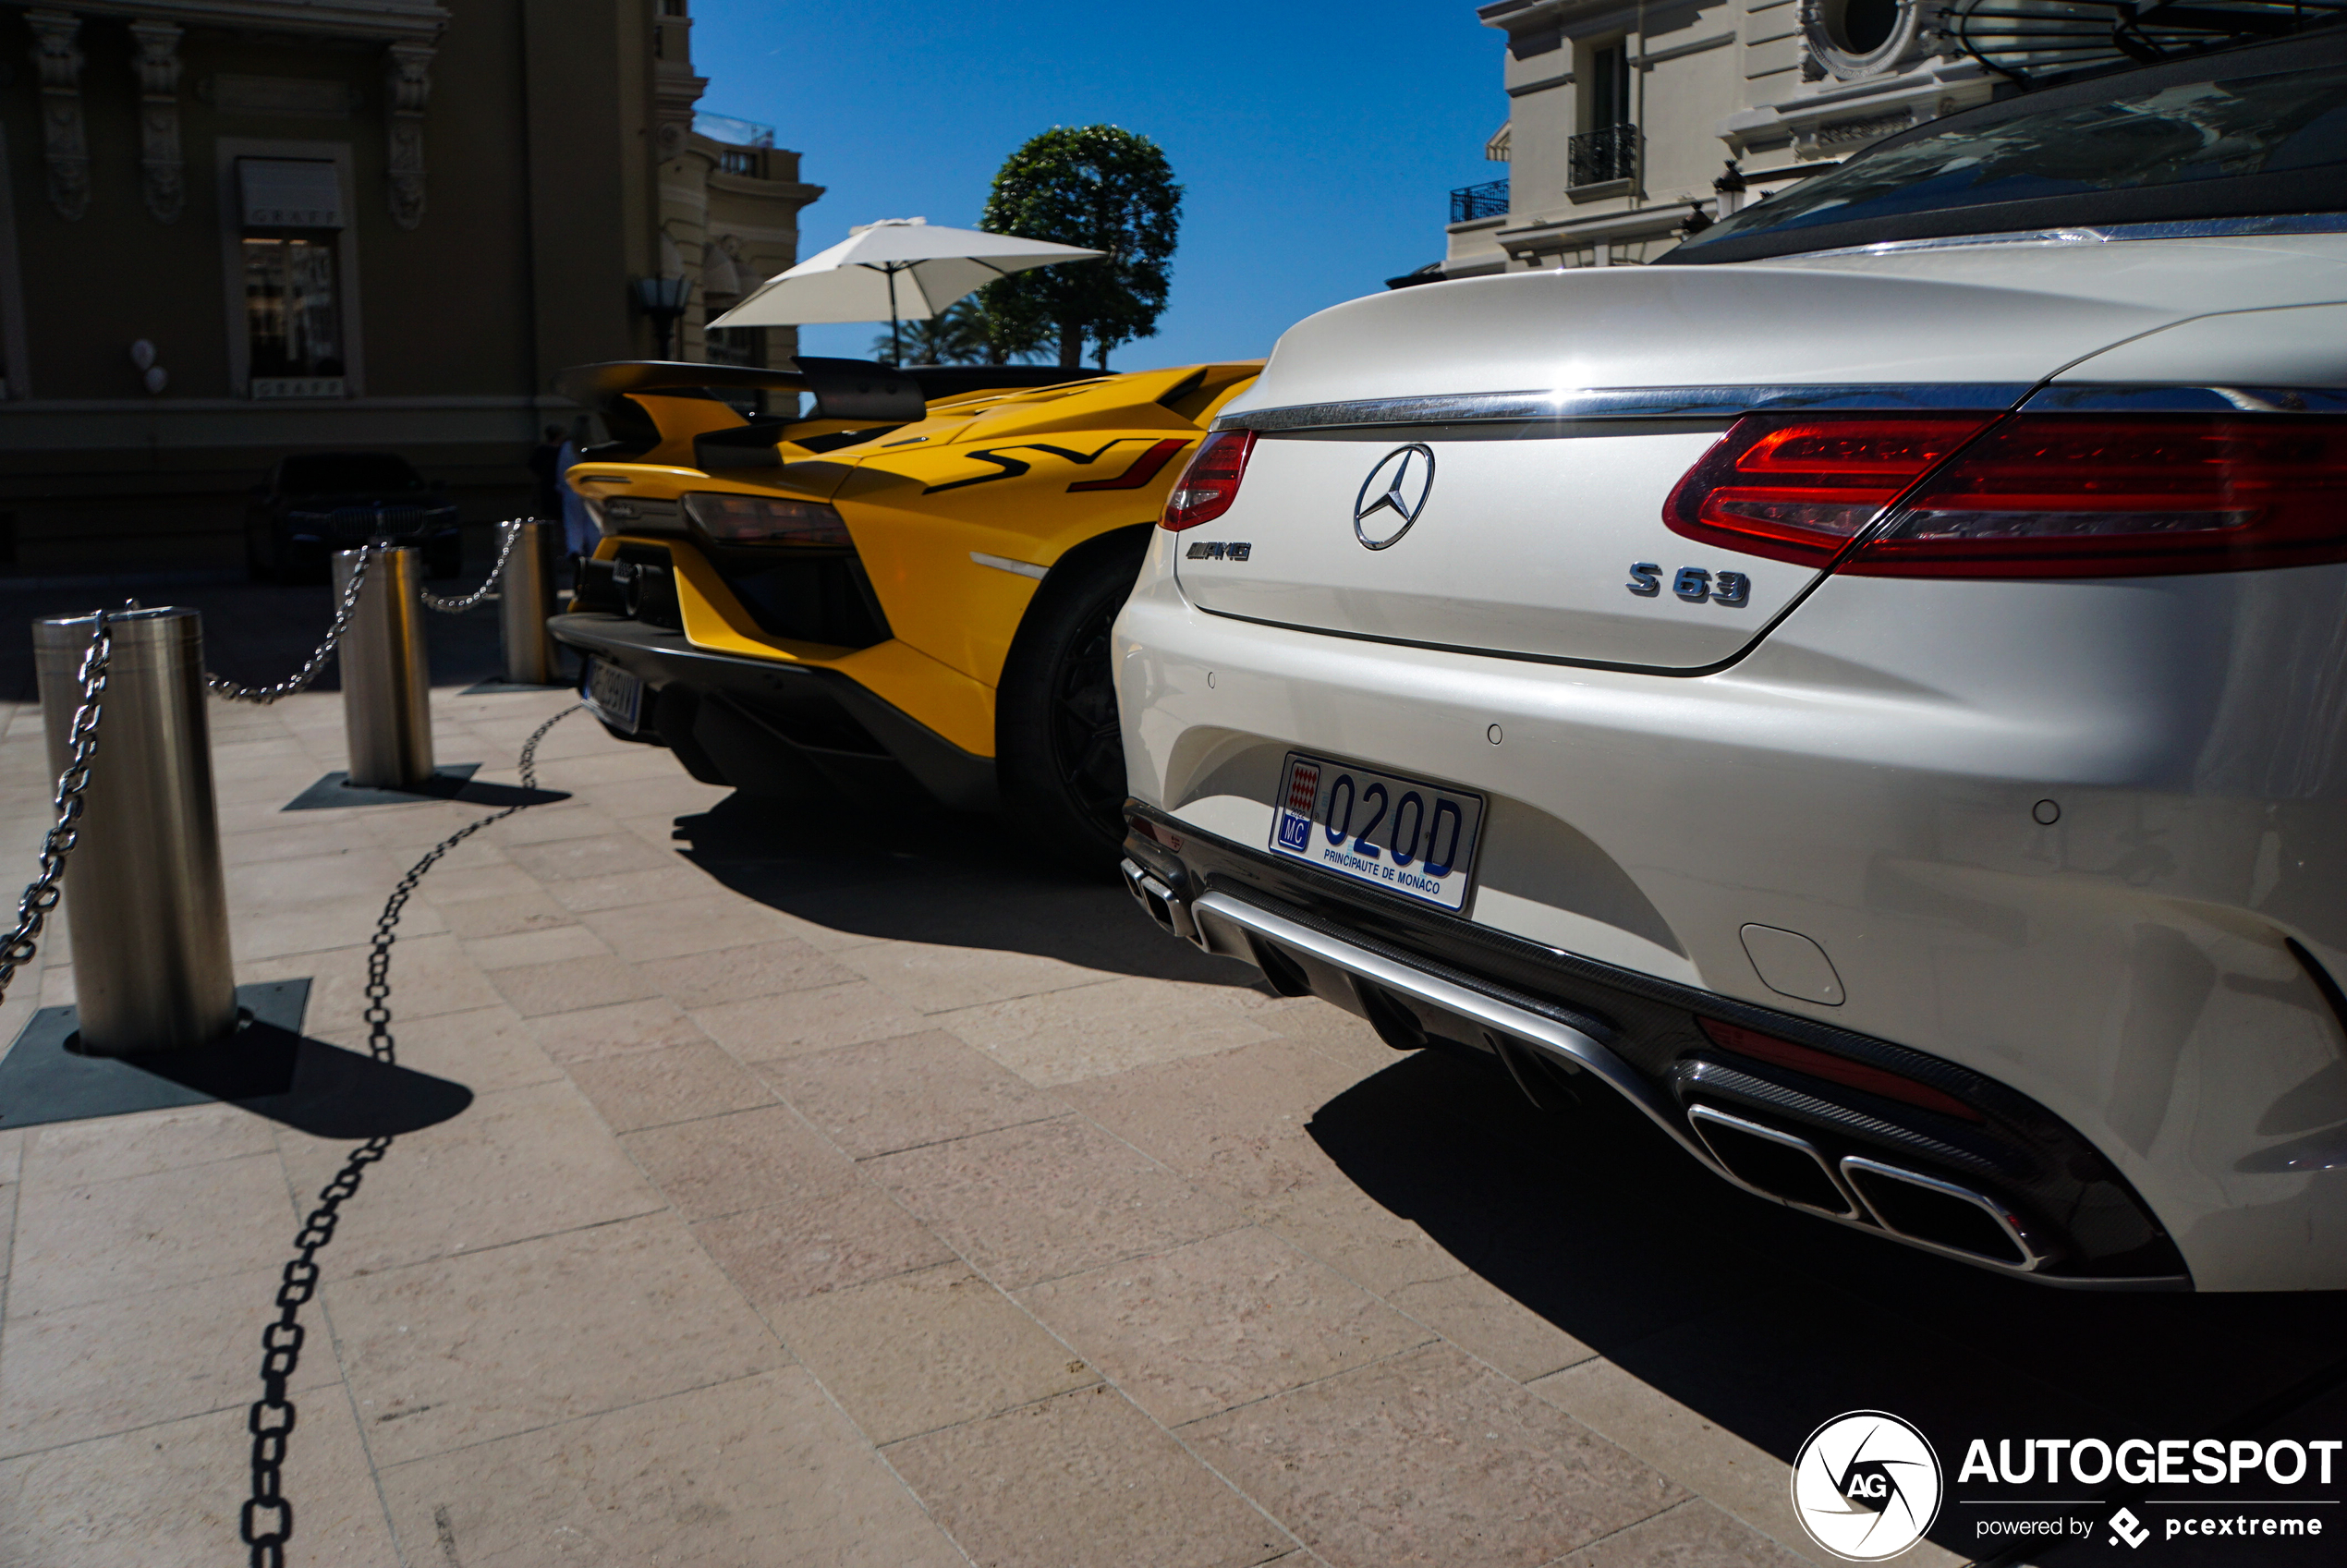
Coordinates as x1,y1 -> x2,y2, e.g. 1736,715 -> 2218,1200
0,577 -> 2340,1566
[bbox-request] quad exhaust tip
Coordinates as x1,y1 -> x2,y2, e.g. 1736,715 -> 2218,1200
1118,858 -> 1205,950
1686,1105 -> 1859,1222
1133,876 -> 2067,1280
1686,1103 -> 2052,1271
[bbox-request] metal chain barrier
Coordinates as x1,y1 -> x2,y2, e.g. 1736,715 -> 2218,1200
421,519 -> 525,614
208,548 -> 374,706
0,610 -> 110,1008
241,702 -> 579,1568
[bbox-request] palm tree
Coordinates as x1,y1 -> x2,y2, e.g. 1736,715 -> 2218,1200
870,298 -> 1054,367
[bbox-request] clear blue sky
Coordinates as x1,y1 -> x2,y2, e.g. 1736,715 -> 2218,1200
689,1 -> 1507,370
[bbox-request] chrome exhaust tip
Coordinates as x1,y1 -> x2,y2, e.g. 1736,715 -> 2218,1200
1841,1156 -> 2054,1271
1686,1104 -> 1860,1220
1118,857 -> 1202,948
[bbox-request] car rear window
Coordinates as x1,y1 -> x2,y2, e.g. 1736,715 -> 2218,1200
1662,36 -> 2347,264
278,454 -> 423,493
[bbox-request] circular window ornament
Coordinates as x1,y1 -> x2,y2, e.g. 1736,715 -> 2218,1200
1791,1410 -> 1943,1561
1804,0 -> 1924,79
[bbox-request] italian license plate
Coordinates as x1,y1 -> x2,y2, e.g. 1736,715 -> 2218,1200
582,657 -> 643,734
1268,752 -> 1485,911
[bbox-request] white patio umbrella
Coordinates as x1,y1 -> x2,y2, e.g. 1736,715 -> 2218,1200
707,217 -> 1102,364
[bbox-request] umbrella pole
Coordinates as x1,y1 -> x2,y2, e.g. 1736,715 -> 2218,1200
888,267 -> 902,367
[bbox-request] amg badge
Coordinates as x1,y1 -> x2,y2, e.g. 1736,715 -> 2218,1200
1186,541 -> 1252,560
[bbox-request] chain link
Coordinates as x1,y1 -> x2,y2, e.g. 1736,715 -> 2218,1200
208,548 -> 374,706
0,610 -> 111,1009
421,519 -> 526,615
244,702 -> 578,1568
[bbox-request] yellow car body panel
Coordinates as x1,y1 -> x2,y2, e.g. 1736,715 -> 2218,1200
590,528 -> 1002,757
565,361 -> 1259,770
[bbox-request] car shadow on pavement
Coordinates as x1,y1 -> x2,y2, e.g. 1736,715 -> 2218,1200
1309,1045 -> 2347,1567
669,791 -> 1265,991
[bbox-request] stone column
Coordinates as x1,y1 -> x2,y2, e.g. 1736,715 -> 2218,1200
129,18 -> 184,223
26,11 -> 88,221
384,40 -> 433,229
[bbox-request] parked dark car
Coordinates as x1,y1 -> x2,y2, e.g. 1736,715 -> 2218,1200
245,452 -> 462,582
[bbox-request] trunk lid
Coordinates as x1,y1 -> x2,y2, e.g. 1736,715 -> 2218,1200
1177,249 -> 2336,670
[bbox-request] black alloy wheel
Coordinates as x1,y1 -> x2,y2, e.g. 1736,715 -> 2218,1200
997,529 -> 1149,869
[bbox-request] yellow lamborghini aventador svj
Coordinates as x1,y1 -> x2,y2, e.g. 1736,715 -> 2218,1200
549,356 -> 1259,864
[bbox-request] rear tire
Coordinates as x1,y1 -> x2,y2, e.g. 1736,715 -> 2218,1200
997,529 -> 1149,871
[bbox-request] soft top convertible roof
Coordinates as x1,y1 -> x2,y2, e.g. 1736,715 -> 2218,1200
1660,25 -> 2347,266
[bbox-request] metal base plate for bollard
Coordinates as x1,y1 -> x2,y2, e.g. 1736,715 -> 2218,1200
0,980 -> 306,1126
280,765 -> 567,812
0,979 -> 474,1137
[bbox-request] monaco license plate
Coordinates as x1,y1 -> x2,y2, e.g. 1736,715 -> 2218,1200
1268,752 -> 1486,911
582,657 -> 642,734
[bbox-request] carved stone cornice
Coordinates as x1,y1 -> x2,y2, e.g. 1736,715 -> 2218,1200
45,0 -> 446,43
129,18 -> 187,223
383,39 -> 430,227
651,9 -> 705,164
26,10 -> 88,220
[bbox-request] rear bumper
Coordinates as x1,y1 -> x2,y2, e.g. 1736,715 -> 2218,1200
1114,528 -> 2347,1291
547,613 -> 995,812
1122,803 -> 2191,1289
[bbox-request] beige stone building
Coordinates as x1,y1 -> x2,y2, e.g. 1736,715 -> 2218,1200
0,0 -> 820,571
1445,0 -> 2000,274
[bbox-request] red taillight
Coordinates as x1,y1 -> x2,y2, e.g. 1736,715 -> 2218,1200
1160,429 -> 1256,531
1696,1017 -> 1983,1124
1666,412 -> 2347,578
1664,415 -> 1993,566
682,492 -> 852,546
1848,415 -> 2347,578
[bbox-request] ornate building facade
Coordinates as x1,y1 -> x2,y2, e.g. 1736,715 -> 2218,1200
0,0 -> 820,569
1446,0 -> 1997,274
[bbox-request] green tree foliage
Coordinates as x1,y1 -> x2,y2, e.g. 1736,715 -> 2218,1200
979,126 -> 1182,370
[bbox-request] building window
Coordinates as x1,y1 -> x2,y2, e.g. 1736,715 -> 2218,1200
243,237 -> 344,394
237,158 -> 347,398
1570,41 -> 1638,187
1587,42 -> 1630,132
705,327 -> 758,369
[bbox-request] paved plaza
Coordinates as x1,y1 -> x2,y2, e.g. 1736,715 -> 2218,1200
0,572 -> 2336,1567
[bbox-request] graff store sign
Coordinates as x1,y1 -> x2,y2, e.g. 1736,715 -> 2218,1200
1794,1411 -> 2338,1561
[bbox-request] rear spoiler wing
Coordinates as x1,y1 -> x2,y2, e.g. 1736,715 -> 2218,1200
554,358 -> 1101,425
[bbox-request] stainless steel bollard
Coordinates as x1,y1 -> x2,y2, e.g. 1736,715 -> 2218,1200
32,607 -> 238,1054
334,545 -> 435,789
499,520 -> 559,686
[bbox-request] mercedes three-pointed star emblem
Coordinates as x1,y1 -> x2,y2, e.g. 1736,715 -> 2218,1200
1353,444 -> 1436,550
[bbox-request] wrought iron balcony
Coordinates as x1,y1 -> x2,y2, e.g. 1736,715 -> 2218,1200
1569,124 -> 1639,188
1449,179 -> 1509,224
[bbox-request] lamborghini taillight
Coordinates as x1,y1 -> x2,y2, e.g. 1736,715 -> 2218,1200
1161,430 -> 1256,531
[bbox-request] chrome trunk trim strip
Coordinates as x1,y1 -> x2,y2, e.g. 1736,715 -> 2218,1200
1215,383 -> 2036,432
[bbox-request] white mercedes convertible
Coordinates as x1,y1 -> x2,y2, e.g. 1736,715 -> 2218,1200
1115,30 -> 2347,1291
